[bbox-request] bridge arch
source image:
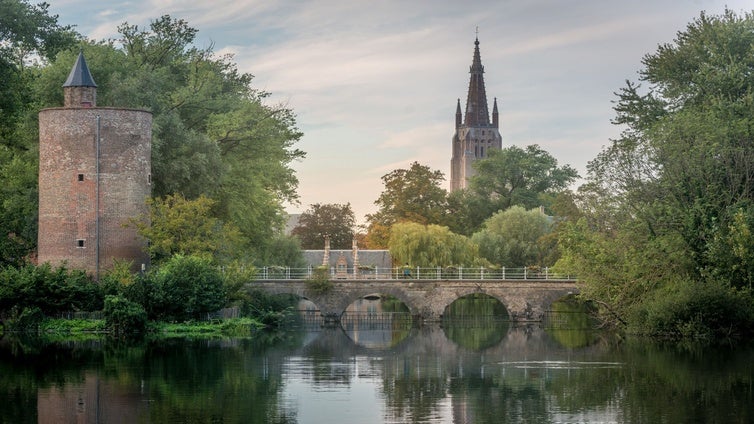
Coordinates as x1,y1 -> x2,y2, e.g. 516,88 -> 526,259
250,280 -> 579,323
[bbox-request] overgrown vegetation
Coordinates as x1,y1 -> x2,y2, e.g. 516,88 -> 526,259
306,266 -> 333,294
555,9 -> 754,338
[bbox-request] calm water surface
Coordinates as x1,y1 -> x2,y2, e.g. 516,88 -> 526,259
1,301 -> 753,423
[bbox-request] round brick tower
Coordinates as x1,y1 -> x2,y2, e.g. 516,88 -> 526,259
38,52 -> 151,278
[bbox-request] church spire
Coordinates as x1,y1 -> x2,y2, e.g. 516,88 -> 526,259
463,37 -> 490,127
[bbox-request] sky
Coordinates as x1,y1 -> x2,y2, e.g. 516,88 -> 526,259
48,0 -> 753,223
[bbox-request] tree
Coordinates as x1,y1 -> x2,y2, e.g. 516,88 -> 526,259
469,145 -> 579,228
134,194 -> 243,265
31,16 -> 305,262
291,203 -> 355,249
472,206 -> 553,267
388,222 -> 480,268
0,1 -> 78,263
365,162 -> 448,247
556,10 -> 754,335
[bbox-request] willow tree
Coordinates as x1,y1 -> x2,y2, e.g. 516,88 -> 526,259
388,222 -> 480,268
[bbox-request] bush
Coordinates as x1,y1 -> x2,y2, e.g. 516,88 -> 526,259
152,255 -> 226,321
104,295 -> 147,335
306,266 -> 332,294
6,306 -> 44,332
0,263 -> 102,319
629,278 -> 754,339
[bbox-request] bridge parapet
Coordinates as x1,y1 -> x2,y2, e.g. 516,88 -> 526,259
250,279 -> 579,323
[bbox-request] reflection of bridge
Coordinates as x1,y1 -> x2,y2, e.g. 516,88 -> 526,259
251,279 -> 579,323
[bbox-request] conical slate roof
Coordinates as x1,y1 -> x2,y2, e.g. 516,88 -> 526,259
63,51 -> 97,88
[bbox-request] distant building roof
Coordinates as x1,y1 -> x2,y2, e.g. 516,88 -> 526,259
63,51 -> 97,88
303,250 -> 393,269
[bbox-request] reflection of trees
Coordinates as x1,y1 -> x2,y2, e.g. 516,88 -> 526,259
0,335 -> 299,423
2,326 -> 754,422
443,294 -> 509,350
380,359 -> 451,422
544,298 -> 598,348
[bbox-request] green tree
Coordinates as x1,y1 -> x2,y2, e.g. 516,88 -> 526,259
33,16 -> 304,263
388,222 -> 480,268
366,162 -> 448,248
472,206 -> 553,267
0,1 -> 78,263
557,10 -> 754,336
291,203 -> 355,249
468,145 -> 579,229
134,194 -> 243,264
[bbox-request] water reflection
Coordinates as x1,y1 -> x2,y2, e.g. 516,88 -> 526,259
1,313 -> 753,422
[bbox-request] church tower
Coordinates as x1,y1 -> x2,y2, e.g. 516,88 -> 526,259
450,37 -> 502,191
38,52 -> 152,278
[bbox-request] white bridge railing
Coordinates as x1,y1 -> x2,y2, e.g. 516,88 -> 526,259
255,266 -> 576,281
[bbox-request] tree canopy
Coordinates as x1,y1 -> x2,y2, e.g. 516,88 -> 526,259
0,12 -> 305,265
365,162 -> 448,248
557,9 -> 754,337
472,206 -> 554,267
291,203 -> 355,249
469,145 -> 579,219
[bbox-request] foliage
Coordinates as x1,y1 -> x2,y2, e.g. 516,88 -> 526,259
99,259 -> 138,296
0,263 -> 102,319
306,266 -> 332,294
28,15 -> 304,263
103,295 -> 147,335
256,234 -> 306,268
291,203 -> 355,249
388,222 -> 481,268
557,10 -> 754,336
151,255 -> 226,321
366,162 -> 448,248
0,1 -> 79,262
153,317 -> 264,338
39,318 -> 105,334
628,278 -> 754,339
472,206 -> 554,267
467,145 -> 579,229
134,194 -> 244,265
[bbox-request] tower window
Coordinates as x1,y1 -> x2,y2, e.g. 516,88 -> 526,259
77,173 -> 84,182
76,239 -> 85,248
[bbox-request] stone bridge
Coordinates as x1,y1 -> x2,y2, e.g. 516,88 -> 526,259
250,279 -> 579,323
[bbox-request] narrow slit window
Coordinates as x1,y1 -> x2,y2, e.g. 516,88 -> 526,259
78,173 -> 84,182
76,239 -> 85,248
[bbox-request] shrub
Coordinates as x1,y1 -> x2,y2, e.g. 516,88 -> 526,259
306,266 -> 332,294
104,295 -> 147,335
629,278 -> 754,339
152,254 -> 226,321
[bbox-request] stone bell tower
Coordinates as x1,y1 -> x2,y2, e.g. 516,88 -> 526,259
38,51 -> 152,278
450,36 -> 503,191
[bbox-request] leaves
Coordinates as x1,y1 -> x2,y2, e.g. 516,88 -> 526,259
291,203 -> 355,249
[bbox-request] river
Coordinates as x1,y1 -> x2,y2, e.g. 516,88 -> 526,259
1,299 -> 753,423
